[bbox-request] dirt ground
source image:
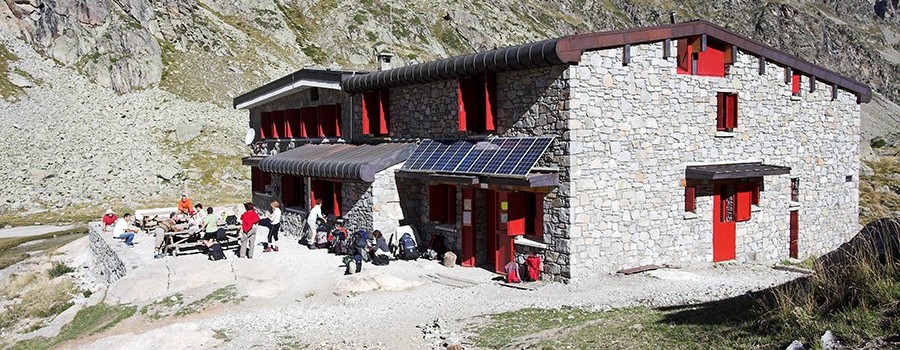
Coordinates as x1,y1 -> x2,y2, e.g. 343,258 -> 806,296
43,230 -> 805,350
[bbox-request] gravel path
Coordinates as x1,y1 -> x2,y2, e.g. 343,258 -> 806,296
0,224 -> 77,239
69,234 -> 805,350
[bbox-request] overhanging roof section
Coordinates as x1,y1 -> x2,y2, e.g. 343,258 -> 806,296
259,143 -> 415,182
233,68 -> 364,110
685,162 -> 791,180
341,20 -> 871,102
340,39 -> 561,93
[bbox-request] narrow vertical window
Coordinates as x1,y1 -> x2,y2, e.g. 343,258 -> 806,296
685,186 -> 696,213
362,90 -> 389,136
791,74 -> 802,96
716,92 -> 738,131
791,178 -> 800,202
457,74 -> 496,133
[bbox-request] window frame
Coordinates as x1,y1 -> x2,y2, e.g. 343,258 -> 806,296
716,92 -> 738,132
457,73 -> 496,133
428,184 -> 456,224
362,90 -> 390,136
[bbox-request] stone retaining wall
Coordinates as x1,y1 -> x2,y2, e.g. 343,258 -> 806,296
88,222 -> 128,283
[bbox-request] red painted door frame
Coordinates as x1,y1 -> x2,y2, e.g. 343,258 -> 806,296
713,184 -> 737,262
789,211 -> 799,258
461,188 -> 475,267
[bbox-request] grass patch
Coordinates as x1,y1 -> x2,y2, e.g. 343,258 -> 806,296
175,285 -> 245,317
859,155 -> 900,224
9,303 -> 136,350
0,42 -> 24,101
473,230 -> 900,349
139,293 -> 184,320
47,262 -> 74,278
0,227 -> 86,270
0,271 -> 77,333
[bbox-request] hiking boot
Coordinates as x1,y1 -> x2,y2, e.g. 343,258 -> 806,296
272,245 -> 279,252
264,247 -> 272,253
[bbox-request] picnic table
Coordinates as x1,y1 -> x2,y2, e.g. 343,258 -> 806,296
164,224 -> 241,256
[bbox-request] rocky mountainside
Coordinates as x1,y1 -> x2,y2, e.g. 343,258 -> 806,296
0,0 -> 898,218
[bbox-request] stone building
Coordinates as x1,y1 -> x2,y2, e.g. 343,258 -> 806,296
235,20 -> 870,282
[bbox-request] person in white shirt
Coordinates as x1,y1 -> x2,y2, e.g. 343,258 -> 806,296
113,213 -> 139,246
267,201 -> 282,247
306,199 -> 324,248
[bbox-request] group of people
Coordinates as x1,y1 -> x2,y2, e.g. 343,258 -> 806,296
235,200 -> 283,259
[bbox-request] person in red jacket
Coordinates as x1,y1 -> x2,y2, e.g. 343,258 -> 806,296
238,203 -> 260,259
101,209 -> 117,231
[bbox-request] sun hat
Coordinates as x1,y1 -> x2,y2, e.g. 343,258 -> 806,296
105,209 -> 113,215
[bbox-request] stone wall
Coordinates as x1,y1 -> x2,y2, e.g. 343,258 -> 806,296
88,223 -> 129,284
368,66 -> 574,281
566,42 -> 860,276
341,180 -> 373,234
372,164 -> 405,235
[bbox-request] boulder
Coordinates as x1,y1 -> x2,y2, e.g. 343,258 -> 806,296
785,340 -> 806,350
442,251 -> 457,268
172,123 -> 202,143
8,72 -> 33,88
821,330 -> 840,349
860,162 -> 875,176
155,165 -> 179,181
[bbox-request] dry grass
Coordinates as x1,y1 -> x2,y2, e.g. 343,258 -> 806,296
860,155 -> 900,224
0,271 -> 77,333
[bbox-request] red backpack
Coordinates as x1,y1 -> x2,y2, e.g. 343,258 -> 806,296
504,261 -> 521,283
525,255 -> 541,281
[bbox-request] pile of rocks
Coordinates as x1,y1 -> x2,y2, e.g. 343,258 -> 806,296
418,318 -> 468,350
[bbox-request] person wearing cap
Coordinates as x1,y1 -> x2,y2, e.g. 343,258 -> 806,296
102,209 -> 117,231
177,194 -> 194,216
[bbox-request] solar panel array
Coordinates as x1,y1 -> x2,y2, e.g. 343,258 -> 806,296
402,137 -> 554,176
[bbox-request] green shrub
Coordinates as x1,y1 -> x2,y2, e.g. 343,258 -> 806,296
47,262 -> 74,278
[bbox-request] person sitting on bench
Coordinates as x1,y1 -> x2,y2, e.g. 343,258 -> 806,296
113,213 -> 139,247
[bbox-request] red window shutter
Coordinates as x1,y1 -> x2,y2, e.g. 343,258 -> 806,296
716,92 -> 726,131
792,74 -> 801,95
429,185 -> 448,222
685,186 -> 696,212
457,81 -> 467,131
445,185 -> 456,224
334,104 -> 342,137
696,40 -> 726,77
275,111 -> 286,139
379,89 -> 389,135
507,192 -> 526,236
726,93 -> 738,129
361,93 -> 371,135
301,107 -> 317,138
751,182 -> 760,205
484,74 -> 496,132
533,193 -> 544,236
735,183 -> 753,222
676,39 -> 691,74
332,181 -> 342,216
318,105 -> 336,137
315,106 -> 327,137
261,112 -> 270,139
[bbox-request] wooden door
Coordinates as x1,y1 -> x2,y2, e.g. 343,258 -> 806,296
789,211 -> 799,258
494,191 -> 514,274
713,184 -> 737,262
486,189 -> 496,268
461,188 -> 475,267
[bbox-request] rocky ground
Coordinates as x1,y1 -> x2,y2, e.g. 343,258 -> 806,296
8,230 -> 802,350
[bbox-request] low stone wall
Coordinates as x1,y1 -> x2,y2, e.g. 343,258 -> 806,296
88,222 -> 128,283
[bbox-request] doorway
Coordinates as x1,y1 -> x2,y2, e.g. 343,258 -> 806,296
713,184 -> 737,262
789,211 -> 799,258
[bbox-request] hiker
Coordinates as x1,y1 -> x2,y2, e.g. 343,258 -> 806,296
352,230 -> 370,274
101,209 -> 117,231
267,200 -> 282,246
305,199 -> 325,248
113,213 -> 139,247
369,230 -> 392,266
153,212 -> 177,258
193,203 -> 206,221
177,194 -> 194,216
238,202 -> 260,259
201,207 -> 219,246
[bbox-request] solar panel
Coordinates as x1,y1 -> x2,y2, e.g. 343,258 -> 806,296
402,136 -> 554,177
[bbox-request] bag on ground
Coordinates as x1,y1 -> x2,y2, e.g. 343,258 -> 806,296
443,251 -> 457,268
504,261 -> 520,283
399,233 -> 418,260
216,228 -> 227,242
372,254 -> 390,266
225,215 -> 238,226
208,243 -> 227,261
525,255 -> 541,281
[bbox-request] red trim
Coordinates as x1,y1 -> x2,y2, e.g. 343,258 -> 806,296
457,81 -> 467,131
789,211 -> 799,258
696,39 -> 727,77
461,188 -> 475,267
532,192 -> 544,237
379,89 -> 389,135
735,183 -> 753,222
484,73 -> 496,132
361,93 -> 371,135
507,192 -> 526,236
334,104 -> 342,137
726,93 -> 737,129
791,74 -> 801,95
685,186 -> 696,212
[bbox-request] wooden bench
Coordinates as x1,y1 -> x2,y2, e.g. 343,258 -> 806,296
164,225 -> 241,256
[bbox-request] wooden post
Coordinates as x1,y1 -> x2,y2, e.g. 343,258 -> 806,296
622,44 -> 631,66
758,56 -> 766,75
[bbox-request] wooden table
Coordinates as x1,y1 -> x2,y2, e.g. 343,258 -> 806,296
164,224 -> 241,256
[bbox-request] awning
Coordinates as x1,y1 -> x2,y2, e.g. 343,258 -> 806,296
685,162 -> 791,180
242,157 -> 264,166
259,143 -> 416,182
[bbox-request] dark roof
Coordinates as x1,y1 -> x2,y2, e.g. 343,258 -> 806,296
685,162 -> 791,180
341,20 -> 871,102
232,68 -> 364,109
258,142 -> 416,182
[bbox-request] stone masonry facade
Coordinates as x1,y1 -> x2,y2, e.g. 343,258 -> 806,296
565,42 -> 859,277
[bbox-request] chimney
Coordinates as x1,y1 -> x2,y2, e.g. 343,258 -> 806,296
669,11 -> 677,24
376,52 -> 394,71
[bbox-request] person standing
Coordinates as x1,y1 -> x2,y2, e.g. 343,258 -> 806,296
306,199 -> 324,248
267,201 -> 282,247
101,209 -> 117,231
201,207 -> 218,243
239,203 -> 260,259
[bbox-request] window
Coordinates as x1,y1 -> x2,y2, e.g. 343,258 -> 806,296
791,73 -> 802,96
677,36 -> 730,77
251,167 -> 271,193
735,180 -> 761,222
311,179 -> 341,216
281,175 -> 304,207
273,111 -> 285,139
791,178 -> 800,202
457,74 -> 496,133
362,90 -> 389,136
301,107 -> 318,138
428,184 -> 456,224
716,92 -> 738,131
286,109 -> 302,138
319,104 -> 341,137
685,186 -> 696,213
309,87 -> 319,101
259,112 -> 270,139
506,191 -> 544,237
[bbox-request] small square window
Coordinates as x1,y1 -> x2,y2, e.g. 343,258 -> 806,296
845,175 -> 853,182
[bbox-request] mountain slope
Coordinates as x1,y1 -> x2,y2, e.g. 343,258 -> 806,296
0,0 -> 897,217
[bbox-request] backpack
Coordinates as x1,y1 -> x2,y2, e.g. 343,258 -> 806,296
208,243 -> 227,261
399,233 -> 418,260
525,255 -> 542,282
215,228 -> 227,242
504,261 -> 520,283
225,215 -> 238,226
355,231 -> 369,249
372,254 -> 390,266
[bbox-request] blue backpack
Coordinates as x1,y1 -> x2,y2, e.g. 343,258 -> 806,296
399,233 -> 418,260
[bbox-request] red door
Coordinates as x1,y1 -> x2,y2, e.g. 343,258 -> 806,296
789,211 -> 799,258
486,190 -> 496,268
494,191 -> 514,274
713,184 -> 737,262
461,188 -> 475,267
